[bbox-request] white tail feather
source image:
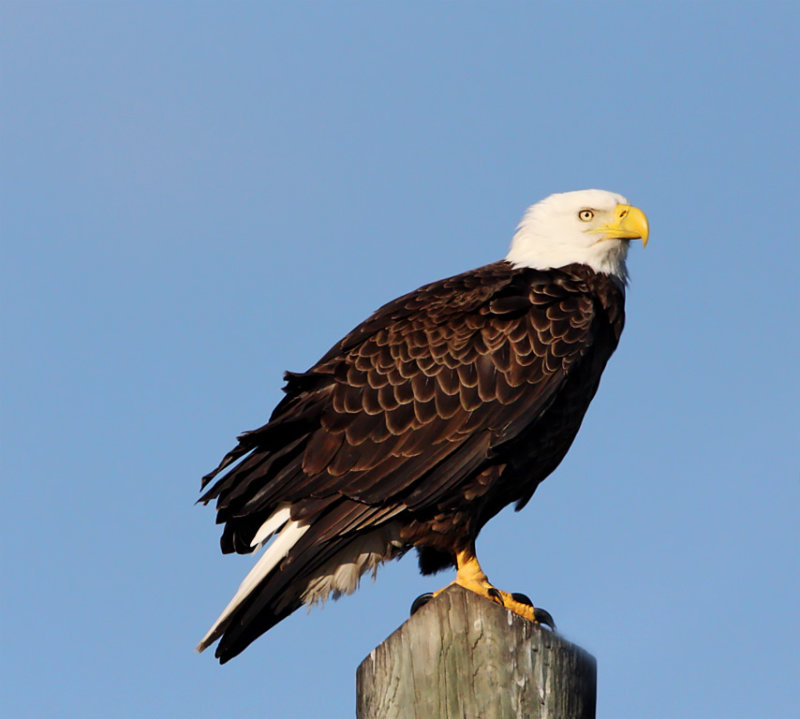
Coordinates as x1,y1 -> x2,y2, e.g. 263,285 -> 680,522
196,519 -> 309,653
250,505 -> 291,549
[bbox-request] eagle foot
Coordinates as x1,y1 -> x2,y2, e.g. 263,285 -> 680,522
411,587 -> 555,629
411,550 -> 556,627
441,548 -> 556,629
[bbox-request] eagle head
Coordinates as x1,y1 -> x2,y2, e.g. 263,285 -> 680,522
506,189 -> 649,282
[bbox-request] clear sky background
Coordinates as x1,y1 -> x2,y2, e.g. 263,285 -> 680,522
2,3 -> 798,718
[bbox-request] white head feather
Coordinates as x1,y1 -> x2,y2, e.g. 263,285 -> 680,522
506,189 -> 632,282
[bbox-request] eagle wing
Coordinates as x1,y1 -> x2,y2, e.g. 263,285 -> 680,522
198,262 -> 605,661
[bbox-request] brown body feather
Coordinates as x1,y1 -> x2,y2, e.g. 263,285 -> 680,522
200,260 -> 624,661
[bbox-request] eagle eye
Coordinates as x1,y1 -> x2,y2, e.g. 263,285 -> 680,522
578,209 -> 594,222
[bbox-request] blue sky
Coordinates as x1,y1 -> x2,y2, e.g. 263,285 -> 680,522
2,3 -> 798,717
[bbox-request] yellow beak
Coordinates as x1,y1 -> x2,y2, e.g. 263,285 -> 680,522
594,204 -> 649,248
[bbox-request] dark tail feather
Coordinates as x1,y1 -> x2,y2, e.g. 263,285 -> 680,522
211,529 -> 354,663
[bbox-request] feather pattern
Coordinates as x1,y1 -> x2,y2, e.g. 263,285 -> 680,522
198,260 -> 625,662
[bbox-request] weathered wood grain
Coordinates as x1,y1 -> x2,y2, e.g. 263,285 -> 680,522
356,585 -> 596,719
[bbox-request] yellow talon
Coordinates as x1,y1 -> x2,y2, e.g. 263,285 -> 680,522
433,547 -> 540,624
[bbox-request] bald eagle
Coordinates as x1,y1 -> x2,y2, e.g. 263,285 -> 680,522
197,189 -> 648,662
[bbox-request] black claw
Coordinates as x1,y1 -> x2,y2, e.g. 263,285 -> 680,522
410,593 -> 434,616
510,593 -> 556,629
487,587 -> 503,603
533,607 -> 556,630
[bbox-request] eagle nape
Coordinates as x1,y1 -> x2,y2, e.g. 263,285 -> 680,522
410,547 -> 556,630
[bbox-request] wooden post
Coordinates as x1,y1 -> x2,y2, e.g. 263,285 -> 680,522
356,585 -> 596,719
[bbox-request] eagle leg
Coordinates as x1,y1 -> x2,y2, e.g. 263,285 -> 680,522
434,547 -> 548,626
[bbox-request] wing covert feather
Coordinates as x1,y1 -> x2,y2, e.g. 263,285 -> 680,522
203,263 -> 608,551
